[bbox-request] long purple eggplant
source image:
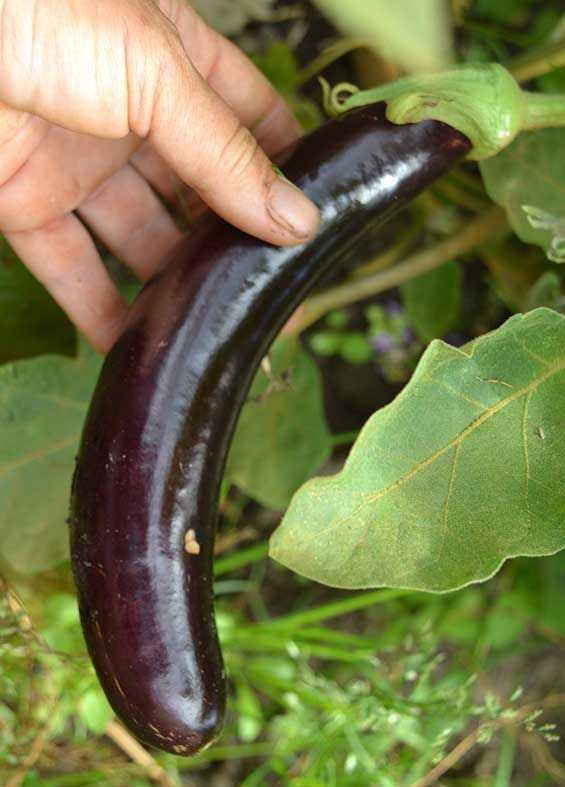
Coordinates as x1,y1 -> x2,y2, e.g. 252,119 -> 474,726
69,103 -> 470,755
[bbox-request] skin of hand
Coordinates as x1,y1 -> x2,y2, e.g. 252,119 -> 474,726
0,0 -> 319,352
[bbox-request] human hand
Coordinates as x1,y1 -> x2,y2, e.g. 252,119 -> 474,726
0,0 -> 319,352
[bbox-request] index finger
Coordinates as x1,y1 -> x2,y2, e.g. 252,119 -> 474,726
169,7 -> 302,155
136,1 -> 319,246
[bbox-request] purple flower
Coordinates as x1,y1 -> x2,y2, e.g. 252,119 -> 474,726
371,332 -> 395,353
386,301 -> 402,317
402,325 -> 416,344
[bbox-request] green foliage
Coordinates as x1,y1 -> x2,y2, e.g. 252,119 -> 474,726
538,550 -> 565,634
77,689 -> 114,735
3,554 -> 561,785
480,128 -> 565,262
310,327 -> 373,364
251,42 -> 321,132
0,586 -> 115,779
473,0 -> 531,23
1,5 -> 564,784
526,271 -> 565,312
271,309 -> 565,591
401,261 -> 462,342
309,303 -> 423,383
0,342 -> 101,573
0,238 -> 75,363
226,336 -> 332,509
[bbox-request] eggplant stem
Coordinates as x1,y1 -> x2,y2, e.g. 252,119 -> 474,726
328,63 -> 565,160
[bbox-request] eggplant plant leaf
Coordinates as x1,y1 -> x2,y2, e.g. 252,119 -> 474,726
401,261 -> 462,342
480,129 -> 565,263
227,336 -> 332,509
270,308 -> 565,592
311,0 -> 453,73
0,238 -> 75,363
0,341 -> 100,573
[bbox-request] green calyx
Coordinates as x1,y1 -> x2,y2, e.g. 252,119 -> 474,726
322,63 -> 565,161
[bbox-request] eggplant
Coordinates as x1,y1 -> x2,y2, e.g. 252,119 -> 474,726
70,103 -> 470,755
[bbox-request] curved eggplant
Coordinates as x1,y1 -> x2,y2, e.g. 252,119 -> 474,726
69,103 -> 470,755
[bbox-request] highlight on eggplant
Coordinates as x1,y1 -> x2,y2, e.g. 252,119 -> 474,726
69,103 -> 471,755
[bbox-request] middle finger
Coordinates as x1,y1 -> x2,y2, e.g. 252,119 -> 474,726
78,163 -> 183,281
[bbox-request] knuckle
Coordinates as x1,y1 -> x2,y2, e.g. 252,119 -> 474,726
123,6 -> 187,137
217,124 -> 261,182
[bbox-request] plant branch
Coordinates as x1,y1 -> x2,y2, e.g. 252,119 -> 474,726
295,207 -> 507,333
520,730 -> 565,785
6,712 -> 57,787
510,39 -> 565,84
104,720 -> 180,787
411,693 -> 565,787
351,217 -> 423,279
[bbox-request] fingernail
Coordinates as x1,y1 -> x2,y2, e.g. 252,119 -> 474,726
267,176 -> 320,241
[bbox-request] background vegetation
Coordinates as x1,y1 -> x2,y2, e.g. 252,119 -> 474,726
1,0 -> 565,784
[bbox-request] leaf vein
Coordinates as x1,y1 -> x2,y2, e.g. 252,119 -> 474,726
44,394 -> 88,411
0,436 -> 78,478
296,355 -> 565,550
438,444 -> 460,562
365,359 -> 563,505
420,373 -> 486,410
512,336 -> 552,369
521,389 -> 533,537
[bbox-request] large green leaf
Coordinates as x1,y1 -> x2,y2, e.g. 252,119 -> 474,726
270,309 -> 565,592
0,237 -> 75,364
480,129 -> 565,263
311,0 -> 453,73
0,341 -> 100,573
227,336 -> 332,509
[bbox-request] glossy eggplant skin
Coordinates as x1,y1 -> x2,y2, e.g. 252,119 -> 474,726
70,104 -> 470,755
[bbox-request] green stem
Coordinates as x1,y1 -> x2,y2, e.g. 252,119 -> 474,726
263,587 -> 412,628
494,731 -> 516,787
298,36 -> 373,86
511,39 -> 565,83
330,430 -> 360,446
214,542 -> 268,576
352,215 -> 423,279
522,90 -> 565,130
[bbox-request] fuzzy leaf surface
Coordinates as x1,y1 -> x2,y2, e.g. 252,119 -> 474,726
0,342 -> 100,572
270,309 -> 565,591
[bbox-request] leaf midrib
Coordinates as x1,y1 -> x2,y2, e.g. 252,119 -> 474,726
365,355 -> 564,505
0,436 -> 79,478
289,353 -> 565,551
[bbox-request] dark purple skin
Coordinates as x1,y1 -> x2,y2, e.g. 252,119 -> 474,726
70,103 -> 470,755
